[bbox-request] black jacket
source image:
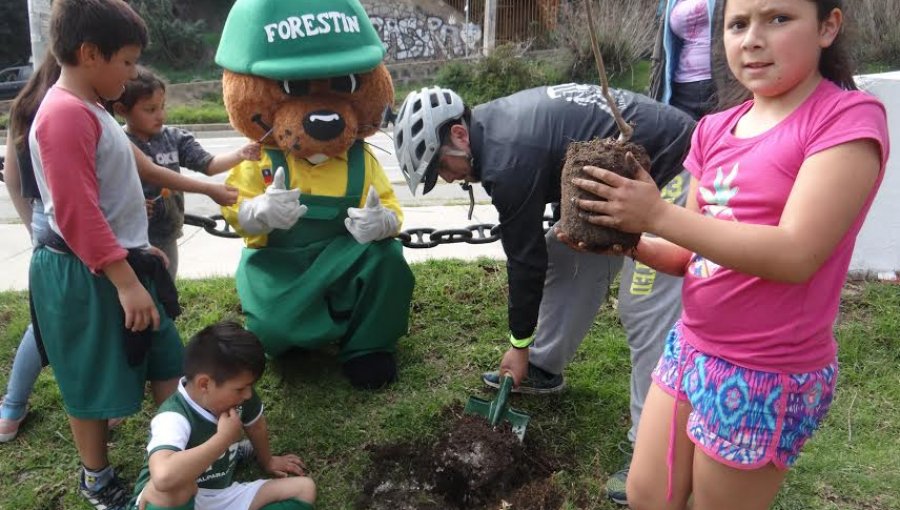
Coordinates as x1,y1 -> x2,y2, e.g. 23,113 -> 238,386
469,84 -> 695,339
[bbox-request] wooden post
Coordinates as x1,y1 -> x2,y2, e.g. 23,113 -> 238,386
27,0 -> 52,66
483,0 -> 497,56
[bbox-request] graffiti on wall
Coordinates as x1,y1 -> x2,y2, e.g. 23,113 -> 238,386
370,15 -> 482,61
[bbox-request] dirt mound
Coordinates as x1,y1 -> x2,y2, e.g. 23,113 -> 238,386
559,138 -> 650,251
359,411 -> 564,510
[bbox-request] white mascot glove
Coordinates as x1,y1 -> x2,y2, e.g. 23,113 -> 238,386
344,186 -> 399,244
237,167 -> 308,235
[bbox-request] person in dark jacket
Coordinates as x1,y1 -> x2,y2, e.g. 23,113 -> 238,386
392,84 -> 695,504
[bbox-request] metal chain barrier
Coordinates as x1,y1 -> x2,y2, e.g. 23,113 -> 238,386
185,213 -> 558,248
184,214 -> 242,239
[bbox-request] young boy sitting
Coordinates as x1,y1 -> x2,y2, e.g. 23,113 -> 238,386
131,322 -> 316,510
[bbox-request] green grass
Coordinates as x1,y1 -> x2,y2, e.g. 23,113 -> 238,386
1,263 -> 898,509
609,59 -> 652,94
165,101 -> 230,125
154,63 -> 224,85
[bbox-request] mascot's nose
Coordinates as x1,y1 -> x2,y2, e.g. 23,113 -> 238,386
303,110 -> 346,141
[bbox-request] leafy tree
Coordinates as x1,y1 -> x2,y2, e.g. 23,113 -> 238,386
133,0 -> 210,70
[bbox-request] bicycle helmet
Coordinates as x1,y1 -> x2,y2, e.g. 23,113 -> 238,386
393,86 -> 465,195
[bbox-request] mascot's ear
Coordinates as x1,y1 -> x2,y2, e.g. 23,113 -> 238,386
352,65 -> 394,139
222,70 -> 283,143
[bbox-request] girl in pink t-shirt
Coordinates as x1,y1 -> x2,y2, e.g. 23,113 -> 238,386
567,0 -> 889,508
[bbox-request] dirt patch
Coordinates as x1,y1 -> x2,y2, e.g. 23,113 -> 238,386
559,138 -> 651,250
359,409 -> 564,510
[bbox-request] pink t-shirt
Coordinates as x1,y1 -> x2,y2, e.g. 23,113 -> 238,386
670,0 -> 711,83
681,79 -> 890,373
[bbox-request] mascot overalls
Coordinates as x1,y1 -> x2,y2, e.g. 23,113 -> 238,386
215,0 -> 414,389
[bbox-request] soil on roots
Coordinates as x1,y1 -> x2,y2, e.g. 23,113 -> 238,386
358,408 -> 564,510
559,138 -> 651,250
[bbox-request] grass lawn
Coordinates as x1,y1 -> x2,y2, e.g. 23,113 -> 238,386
0,260 -> 898,509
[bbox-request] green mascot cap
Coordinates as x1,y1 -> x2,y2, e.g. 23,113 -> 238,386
215,0 -> 386,80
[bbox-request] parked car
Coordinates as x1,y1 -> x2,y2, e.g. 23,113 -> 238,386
0,64 -> 33,100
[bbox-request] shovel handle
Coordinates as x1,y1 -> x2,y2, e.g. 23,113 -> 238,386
490,373 -> 515,426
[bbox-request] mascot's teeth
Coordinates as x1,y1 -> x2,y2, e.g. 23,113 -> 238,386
282,81 -> 291,95
310,113 -> 341,123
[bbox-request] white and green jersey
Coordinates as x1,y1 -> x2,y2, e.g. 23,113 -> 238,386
132,378 -> 264,497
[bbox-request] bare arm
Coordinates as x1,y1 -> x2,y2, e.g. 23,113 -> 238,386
243,414 -> 273,467
3,136 -> 33,234
632,236 -> 694,276
132,144 -> 238,206
244,415 -> 306,477
577,141 -> 882,283
103,258 -> 160,332
147,408 -> 242,492
205,142 -> 261,176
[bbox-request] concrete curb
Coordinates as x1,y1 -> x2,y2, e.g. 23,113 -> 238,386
1,124 -> 237,143
168,123 -> 235,133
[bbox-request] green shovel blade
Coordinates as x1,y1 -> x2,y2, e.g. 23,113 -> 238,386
464,374 -> 530,441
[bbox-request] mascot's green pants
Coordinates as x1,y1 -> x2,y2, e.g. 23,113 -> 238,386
236,144 -> 414,386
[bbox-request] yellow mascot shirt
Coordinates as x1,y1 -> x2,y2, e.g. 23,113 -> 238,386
221,146 -> 403,248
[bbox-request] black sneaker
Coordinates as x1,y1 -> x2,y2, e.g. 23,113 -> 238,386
482,363 -> 565,394
605,442 -> 633,506
79,469 -> 131,510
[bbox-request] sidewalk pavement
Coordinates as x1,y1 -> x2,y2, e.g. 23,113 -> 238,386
0,204 -> 507,291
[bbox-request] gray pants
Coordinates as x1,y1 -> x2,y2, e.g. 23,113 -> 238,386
152,238 -> 179,280
531,172 -> 688,442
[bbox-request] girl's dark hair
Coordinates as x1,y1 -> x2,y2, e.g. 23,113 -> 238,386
9,54 -> 61,151
712,0 -> 857,111
116,66 -> 167,111
184,321 -> 267,384
51,0 -> 148,66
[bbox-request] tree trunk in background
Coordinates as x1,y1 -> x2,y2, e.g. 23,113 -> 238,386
483,0 -> 497,56
28,0 -> 51,66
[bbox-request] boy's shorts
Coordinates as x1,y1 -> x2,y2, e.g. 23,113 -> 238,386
195,480 -> 267,510
30,248 -> 184,419
652,322 -> 837,469
133,481 -> 266,510
137,496 -> 195,510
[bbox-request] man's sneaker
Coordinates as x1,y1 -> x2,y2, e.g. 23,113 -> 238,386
605,442 -> 634,506
0,402 -> 27,443
79,469 -> 130,510
235,438 -> 255,465
482,363 -> 565,394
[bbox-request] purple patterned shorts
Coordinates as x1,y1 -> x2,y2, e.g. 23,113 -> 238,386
652,322 -> 837,469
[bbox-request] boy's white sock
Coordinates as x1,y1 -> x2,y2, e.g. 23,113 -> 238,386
82,464 -> 114,491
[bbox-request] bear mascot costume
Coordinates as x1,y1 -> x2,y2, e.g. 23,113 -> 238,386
215,0 -> 414,389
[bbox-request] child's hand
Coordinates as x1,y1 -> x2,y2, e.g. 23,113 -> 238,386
207,183 -> 239,207
573,152 -> 663,234
556,228 -> 636,257
264,454 -> 307,477
118,282 -> 160,332
237,142 -> 262,162
145,199 -> 155,219
216,408 -> 243,445
146,246 -> 170,269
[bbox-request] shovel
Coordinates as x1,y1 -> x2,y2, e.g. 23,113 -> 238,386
464,373 -> 530,441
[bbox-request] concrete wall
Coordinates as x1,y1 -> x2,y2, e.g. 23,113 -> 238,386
850,72 -> 900,279
362,0 -> 482,62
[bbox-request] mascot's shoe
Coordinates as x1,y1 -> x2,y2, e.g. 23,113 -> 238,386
342,352 -> 398,390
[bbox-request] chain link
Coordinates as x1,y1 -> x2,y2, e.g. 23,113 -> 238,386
184,214 -> 241,239
183,213 -> 557,248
